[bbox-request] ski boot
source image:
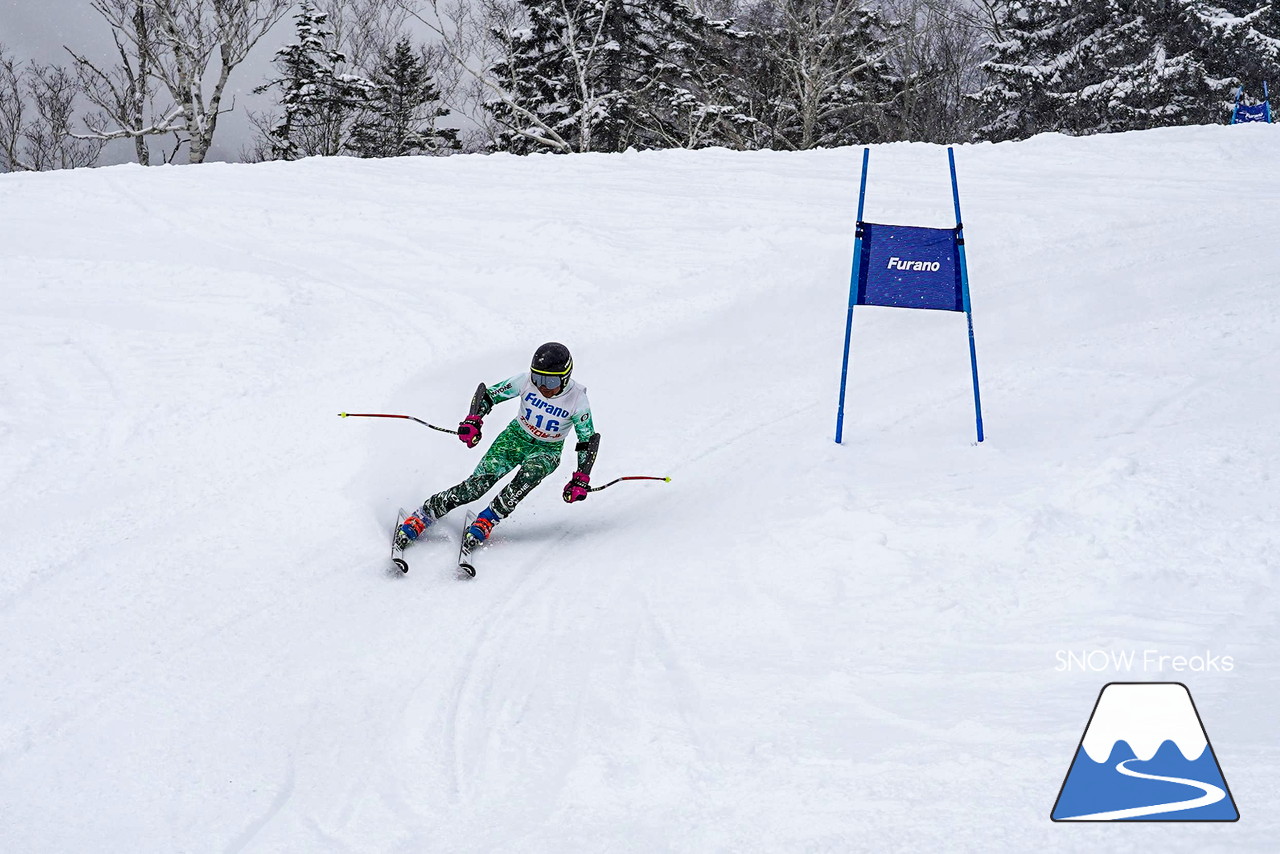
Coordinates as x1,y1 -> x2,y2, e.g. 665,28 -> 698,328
395,505 -> 436,550
466,506 -> 501,544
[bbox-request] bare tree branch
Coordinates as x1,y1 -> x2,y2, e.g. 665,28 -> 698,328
146,0 -> 290,163
0,46 -> 35,171
321,0 -> 412,71
1,58 -> 106,171
64,1 -> 176,164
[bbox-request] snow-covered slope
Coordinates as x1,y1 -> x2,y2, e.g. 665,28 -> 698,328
2,126 -> 1277,851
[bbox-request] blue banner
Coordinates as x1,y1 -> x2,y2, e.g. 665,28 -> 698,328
856,223 -> 962,312
1233,102 -> 1271,123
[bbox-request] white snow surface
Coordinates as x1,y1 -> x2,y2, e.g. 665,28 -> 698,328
1080,682 -> 1207,762
2,125 -> 1278,851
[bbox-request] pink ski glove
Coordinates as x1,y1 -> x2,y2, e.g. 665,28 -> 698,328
563,472 -> 589,503
457,415 -> 483,448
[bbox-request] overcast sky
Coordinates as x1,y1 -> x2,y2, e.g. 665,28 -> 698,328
1,0 -> 293,164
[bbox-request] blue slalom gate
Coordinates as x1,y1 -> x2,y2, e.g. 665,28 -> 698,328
1231,82 -> 1272,124
834,147 -> 984,444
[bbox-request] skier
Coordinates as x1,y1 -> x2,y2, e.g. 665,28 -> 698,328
394,342 -> 600,549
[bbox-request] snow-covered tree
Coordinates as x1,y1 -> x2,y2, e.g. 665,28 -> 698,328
1211,1 -> 1280,93
973,0 -> 1280,141
630,4 -> 755,149
349,37 -> 459,156
483,0 -> 747,153
254,2 -> 377,159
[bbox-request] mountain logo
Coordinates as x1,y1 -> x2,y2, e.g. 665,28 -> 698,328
1051,682 -> 1239,822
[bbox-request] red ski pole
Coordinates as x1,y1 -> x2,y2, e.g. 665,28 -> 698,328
587,476 -> 671,493
338,412 -> 459,435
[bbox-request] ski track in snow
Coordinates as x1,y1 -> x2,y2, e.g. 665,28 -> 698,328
2,126 -> 1279,851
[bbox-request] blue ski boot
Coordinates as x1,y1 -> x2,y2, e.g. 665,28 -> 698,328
395,505 -> 436,550
466,506 -> 501,543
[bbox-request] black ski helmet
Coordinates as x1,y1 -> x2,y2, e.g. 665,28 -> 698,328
530,342 -> 572,395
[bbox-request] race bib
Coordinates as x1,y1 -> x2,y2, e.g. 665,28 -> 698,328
514,376 -> 589,442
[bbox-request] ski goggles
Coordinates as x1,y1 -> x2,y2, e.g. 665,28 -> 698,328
531,370 -> 567,391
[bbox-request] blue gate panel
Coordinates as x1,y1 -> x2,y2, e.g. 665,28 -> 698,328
1233,102 -> 1271,123
856,222 -> 963,312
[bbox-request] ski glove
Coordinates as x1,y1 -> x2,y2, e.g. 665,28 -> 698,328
458,415 -> 483,448
563,472 -> 589,503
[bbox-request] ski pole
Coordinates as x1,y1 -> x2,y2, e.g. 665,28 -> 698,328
338,412 -> 459,435
587,475 -> 671,493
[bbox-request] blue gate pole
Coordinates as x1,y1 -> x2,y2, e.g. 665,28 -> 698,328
1266,81 -> 1272,123
835,147 -> 871,444
949,147 -> 984,443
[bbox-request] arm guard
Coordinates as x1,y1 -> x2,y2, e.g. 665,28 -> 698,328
575,432 -> 600,476
468,382 -> 493,418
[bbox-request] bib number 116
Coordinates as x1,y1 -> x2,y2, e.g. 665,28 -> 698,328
525,409 -> 561,434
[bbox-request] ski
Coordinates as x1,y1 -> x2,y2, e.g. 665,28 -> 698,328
457,510 -> 479,578
390,507 -> 483,578
390,508 -> 409,574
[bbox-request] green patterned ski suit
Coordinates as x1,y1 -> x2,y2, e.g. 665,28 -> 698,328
424,373 -> 596,521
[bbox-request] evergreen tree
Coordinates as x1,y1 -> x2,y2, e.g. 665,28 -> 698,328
1209,1 -> 1280,96
625,3 -> 756,149
973,0 -> 1280,141
350,38 -> 459,157
254,2 -> 376,159
484,0 -> 748,153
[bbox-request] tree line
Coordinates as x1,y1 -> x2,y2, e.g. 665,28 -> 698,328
2,0 -> 1278,172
